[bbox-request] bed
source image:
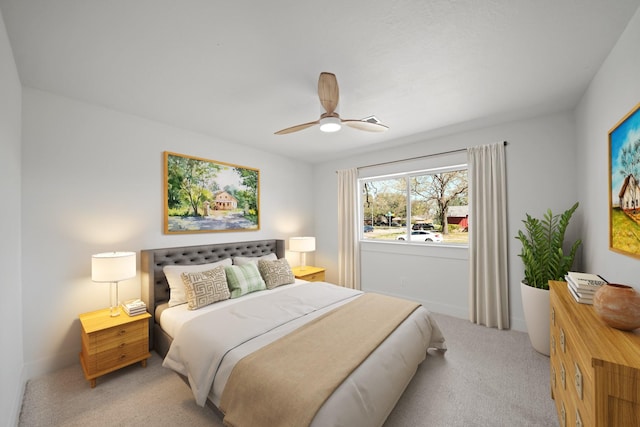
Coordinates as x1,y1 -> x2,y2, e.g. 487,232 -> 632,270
141,239 -> 446,427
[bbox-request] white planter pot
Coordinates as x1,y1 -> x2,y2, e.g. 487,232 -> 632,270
521,281 -> 550,356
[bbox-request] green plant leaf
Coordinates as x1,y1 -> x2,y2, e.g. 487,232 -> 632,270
515,202 -> 581,289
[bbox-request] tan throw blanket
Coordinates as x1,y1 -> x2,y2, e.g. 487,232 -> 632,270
164,283 -> 363,407
219,293 -> 420,427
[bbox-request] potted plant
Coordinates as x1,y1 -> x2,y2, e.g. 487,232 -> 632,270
515,202 -> 581,355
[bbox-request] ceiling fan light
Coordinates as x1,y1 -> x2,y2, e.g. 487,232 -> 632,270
319,116 -> 341,133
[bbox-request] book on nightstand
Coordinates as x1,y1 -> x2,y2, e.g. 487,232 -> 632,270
122,299 -> 147,316
565,272 -> 608,304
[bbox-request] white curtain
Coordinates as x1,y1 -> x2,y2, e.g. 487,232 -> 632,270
337,168 -> 360,289
467,143 -> 509,329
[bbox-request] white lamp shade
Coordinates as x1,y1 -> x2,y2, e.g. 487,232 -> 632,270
289,237 -> 316,253
91,252 -> 136,282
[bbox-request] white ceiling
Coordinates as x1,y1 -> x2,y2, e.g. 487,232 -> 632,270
2,0 -> 639,163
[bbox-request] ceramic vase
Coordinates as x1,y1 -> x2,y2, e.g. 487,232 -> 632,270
593,283 -> 640,331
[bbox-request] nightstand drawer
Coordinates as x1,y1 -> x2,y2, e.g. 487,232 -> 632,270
292,266 -> 326,282
96,340 -> 147,371
301,271 -> 325,282
95,320 -> 146,351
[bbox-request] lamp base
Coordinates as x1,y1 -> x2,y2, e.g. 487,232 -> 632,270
299,252 -> 308,271
110,281 -> 121,317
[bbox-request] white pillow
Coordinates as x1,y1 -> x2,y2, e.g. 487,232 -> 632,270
232,253 -> 277,266
163,258 -> 232,307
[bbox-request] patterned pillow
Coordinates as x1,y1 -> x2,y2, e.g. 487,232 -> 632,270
163,258 -> 232,307
258,258 -> 295,289
225,263 -> 267,298
181,266 -> 230,310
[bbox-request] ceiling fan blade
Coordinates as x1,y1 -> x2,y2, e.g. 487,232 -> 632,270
342,119 -> 389,132
318,72 -> 339,114
274,120 -> 319,135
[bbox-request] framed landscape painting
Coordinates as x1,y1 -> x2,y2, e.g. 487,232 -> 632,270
163,151 -> 260,234
609,102 -> 640,259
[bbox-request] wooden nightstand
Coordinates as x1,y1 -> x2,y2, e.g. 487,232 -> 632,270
292,266 -> 326,282
79,308 -> 151,388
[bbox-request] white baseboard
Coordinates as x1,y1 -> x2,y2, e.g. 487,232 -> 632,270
510,317 -> 527,332
6,366 -> 26,427
9,350 -> 84,426
365,288 -> 469,321
362,287 -> 529,332
22,348 -> 78,382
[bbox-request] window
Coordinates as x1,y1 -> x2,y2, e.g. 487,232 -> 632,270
360,165 -> 468,245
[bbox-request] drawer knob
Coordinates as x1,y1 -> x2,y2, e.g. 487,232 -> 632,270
574,363 -> 583,400
119,329 -> 127,335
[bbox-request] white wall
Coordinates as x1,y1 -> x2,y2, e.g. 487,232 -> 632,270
575,6 -> 640,288
20,88 -> 316,379
11,2 -> 640,413
314,111 -> 579,331
0,7 -> 23,426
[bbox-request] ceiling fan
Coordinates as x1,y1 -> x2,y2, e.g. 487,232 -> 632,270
274,72 -> 389,135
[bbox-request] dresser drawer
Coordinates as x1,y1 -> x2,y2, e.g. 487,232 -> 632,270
549,281 -> 640,427
550,296 -> 594,427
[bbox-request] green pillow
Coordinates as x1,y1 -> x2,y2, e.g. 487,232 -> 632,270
225,263 -> 267,298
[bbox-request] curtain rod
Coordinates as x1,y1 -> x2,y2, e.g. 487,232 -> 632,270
353,140 -> 507,171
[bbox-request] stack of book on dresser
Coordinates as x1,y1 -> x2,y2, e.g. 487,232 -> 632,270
564,271 -> 608,304
121,299 -> 147,316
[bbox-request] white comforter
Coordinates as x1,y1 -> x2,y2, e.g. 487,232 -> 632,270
162,282 -> 446,427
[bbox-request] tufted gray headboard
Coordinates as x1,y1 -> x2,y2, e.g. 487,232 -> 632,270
141,239 -> 285,356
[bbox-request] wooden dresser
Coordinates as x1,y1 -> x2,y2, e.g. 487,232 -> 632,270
549,281 -> 640,426
79,308 -> 151,387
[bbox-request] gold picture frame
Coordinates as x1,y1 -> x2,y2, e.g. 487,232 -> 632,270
163,151 -> 260,234
609,102 -> 640,259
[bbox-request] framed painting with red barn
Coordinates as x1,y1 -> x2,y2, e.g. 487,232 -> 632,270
609,102 -> 640,259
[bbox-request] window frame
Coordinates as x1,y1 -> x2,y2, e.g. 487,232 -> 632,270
358,163 -> 469,247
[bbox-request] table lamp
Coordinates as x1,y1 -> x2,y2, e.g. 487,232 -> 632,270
92,251 -> 136,317
289,237 -> 316,271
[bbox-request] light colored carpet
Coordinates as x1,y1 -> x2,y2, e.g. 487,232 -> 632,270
18,313 -> 558,427
383,313 -> 558,427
